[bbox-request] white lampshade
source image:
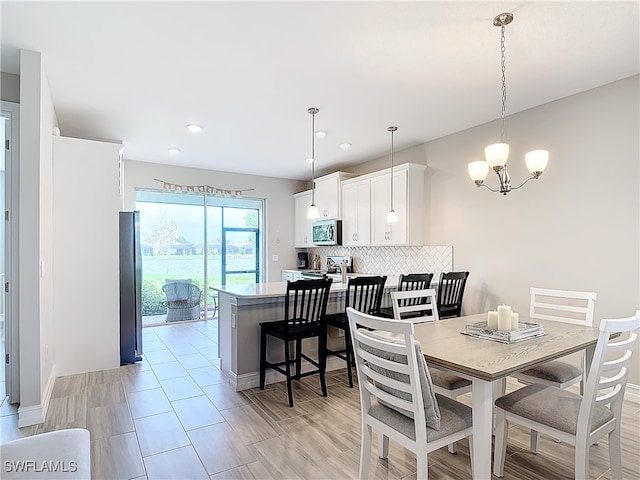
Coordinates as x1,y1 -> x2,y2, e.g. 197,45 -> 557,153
468,161 -> 490,182
525,150 -> 549,174
386,210 -> 398,223
484,143 -> 509,168
307,204 -> 320,219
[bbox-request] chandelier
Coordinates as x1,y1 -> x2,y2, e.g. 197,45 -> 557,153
467,12 -> 549,195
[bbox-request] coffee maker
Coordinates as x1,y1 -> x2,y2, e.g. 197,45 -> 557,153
297,252 -> 309,269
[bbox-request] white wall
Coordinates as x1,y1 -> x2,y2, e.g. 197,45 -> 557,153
17,49 -> 58,427
53,136 -> 122,376
426,75 -> 640,385
122,160 -> 307,282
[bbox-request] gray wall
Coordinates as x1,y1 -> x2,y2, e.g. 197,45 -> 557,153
427,75 -> 639,384
342,76 -> 640,386
1,72 -> 20,103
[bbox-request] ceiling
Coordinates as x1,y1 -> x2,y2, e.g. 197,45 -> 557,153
1,1 -> 638,181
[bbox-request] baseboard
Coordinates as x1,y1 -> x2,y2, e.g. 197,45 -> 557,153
17,404 -> 44,428
625,383 -> 640,404
17,365 -> 56,427
225,357 -> 346,391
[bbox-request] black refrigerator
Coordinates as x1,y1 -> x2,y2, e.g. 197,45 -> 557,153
119,211 -> 143,364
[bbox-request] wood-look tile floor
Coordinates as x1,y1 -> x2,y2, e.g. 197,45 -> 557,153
1,319 -> 639,480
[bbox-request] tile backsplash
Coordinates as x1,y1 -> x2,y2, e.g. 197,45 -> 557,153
308,245 -> 453,280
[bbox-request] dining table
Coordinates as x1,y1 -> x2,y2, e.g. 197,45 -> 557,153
412,313 -> 601,480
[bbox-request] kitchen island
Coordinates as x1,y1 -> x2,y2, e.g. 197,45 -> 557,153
211,280 -> 393,391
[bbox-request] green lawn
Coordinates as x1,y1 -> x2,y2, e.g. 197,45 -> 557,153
141,254 -> 257,315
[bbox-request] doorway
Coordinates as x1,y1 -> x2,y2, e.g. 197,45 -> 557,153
136,190 -> 264,326
2,101 -> 19,404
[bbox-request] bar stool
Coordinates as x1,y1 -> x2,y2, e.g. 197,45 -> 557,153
259,277 -> 332,407
323,275 -> 387,387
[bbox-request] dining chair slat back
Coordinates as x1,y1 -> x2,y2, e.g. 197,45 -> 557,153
346,307 -> 473,480
437,271 -> 469,318
323,275 -> 387,388
390,288 -> 439,324
493,310 -> 640,480
514,287 -> 598,452
378,273 -> 433,319
529,287 -> 597,326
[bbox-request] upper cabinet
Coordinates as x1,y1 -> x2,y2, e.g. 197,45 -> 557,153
313,171 -> 358,219
371,170 -> 407,245
341,163 -> 426,247
342,178 -> 371,246
293,190 -> 314,248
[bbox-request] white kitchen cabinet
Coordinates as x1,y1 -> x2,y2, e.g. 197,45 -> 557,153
370,163 -> 425,246
341,178 -> 371,246
313,171 -> 357,219
293,190 -> 314,248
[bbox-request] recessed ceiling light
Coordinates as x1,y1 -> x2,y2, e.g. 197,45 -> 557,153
315,130 -> 327,138
340,143 -> 352,150
168,148 -> 181,154
187,124 -> 202,133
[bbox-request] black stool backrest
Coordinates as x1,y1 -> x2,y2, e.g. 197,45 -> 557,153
397,273 -> 434,307
285,278 -> 333,326
345,276 -> 387,316
437,271 -> 469,318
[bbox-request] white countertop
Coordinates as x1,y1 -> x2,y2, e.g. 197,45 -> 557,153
211,279 -> 395,299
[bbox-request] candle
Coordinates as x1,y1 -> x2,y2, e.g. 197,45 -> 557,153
497,304 -> 512,331
511,312 -> 520,331
487,311 -> 499,330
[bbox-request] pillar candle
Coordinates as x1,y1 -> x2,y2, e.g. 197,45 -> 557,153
497,304 -> 512,331
487,311 -> 498,330
511,312 -> 520,331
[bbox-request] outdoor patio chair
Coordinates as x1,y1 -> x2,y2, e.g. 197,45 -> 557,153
162,280 -> 202,322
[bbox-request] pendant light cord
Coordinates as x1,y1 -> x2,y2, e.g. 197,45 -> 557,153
308,107 -> 319,205
311,110 -> 315,204
387,126 -> 398,213
390,129 -> 394,210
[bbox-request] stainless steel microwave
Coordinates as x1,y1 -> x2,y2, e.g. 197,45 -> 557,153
312,219 -> 342,246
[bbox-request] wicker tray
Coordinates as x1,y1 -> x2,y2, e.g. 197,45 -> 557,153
463,320 -> 546,344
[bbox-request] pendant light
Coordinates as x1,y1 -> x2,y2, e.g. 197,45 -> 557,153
386,126 -> 398,223
306,107 -> 320,219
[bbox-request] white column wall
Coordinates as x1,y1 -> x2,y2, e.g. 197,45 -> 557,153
17,49 -> 58,427
52,136 -> 122,376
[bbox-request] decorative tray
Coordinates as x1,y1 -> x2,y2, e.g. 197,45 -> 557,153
463,321 -> 546,344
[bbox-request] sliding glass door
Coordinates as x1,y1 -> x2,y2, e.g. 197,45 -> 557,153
137,190 -> 263,325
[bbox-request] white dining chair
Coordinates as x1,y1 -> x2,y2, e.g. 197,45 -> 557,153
493,310 -> 640,479
346,307 -> 473,479
390,288 -> 439,323
515,288 -> 597,389
390,288 -> 472,453
512,287 -> 597,452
